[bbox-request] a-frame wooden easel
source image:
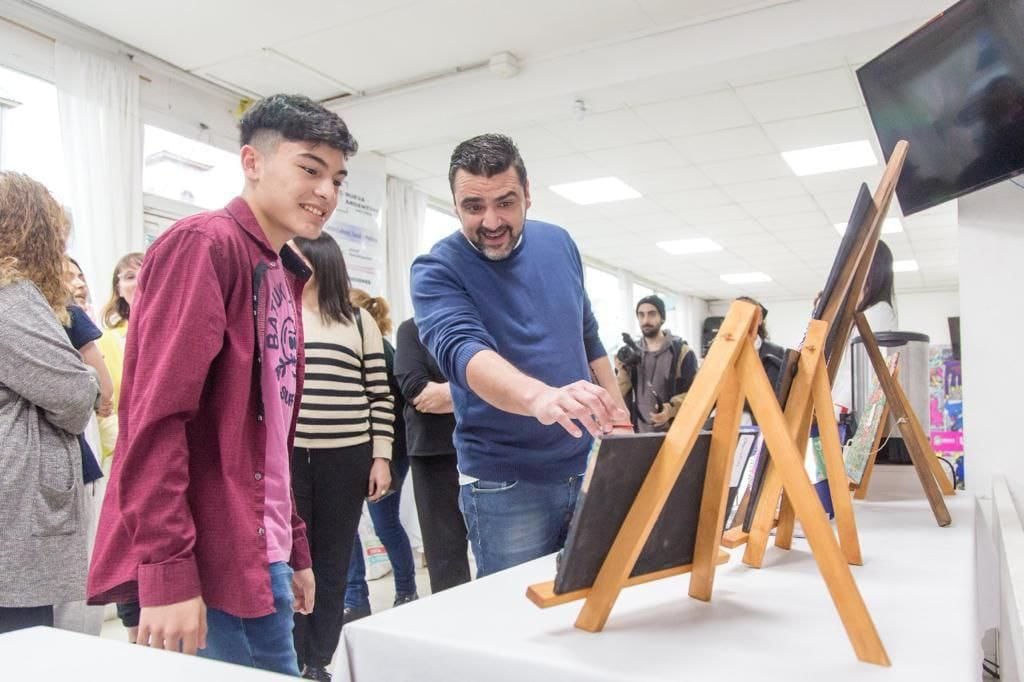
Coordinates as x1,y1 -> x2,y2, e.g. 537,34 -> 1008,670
741,141 -> 953,570
527,300 -> 890,666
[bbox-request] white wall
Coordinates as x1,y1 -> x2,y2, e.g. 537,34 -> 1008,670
959,180 -> 1024,502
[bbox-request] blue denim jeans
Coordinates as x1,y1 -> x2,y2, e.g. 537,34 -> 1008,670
345,457 -> 416,608
459,475 -> 583,578
199,562 -> 299,676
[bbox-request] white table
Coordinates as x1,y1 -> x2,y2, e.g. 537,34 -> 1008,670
336,468 -> 980,681
0,626 -> 292,680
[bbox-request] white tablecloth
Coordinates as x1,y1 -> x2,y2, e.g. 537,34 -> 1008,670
336,468 -> 979,681
0,626 -> 292,680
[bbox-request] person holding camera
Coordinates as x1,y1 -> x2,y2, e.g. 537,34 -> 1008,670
616,295 -> 698,433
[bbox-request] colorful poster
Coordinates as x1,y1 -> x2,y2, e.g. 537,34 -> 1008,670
929,346 -> 964,488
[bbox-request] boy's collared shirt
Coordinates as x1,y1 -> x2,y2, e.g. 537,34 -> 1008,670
88,197 -> 312,619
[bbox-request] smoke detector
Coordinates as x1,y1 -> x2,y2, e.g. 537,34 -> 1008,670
489,52 -> 520,78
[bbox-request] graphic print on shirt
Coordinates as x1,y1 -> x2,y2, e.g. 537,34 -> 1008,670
266,281 -> 297,407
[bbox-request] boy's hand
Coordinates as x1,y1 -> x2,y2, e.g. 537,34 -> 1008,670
292,568 -> 315,615
137,596 -> 207,654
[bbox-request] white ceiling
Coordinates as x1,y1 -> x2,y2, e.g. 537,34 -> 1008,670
33,0 -> 961,301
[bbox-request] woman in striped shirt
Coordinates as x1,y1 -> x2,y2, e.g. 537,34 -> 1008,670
290,233 -> 394,680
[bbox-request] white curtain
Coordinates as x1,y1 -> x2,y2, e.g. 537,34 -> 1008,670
384,176 -> 427,327
55,42 -> 143,307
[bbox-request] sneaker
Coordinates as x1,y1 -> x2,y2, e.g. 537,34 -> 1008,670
393,591 -> 418,607
343,604 -> 371,625
301,666 -> 332,681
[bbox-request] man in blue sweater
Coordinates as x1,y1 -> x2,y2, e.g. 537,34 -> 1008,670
411,134 -> 628,577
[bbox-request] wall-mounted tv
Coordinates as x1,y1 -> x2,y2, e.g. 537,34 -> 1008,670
857,0 -> 1024,215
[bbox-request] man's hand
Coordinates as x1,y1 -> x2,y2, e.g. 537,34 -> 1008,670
292,568 -> 315,615
137,596 -> 207,654
412,381 -> 453,414
649,404 -> 673,427
367,457 -> 392,501
96,396 -> 114,419
528,380 -> 628,438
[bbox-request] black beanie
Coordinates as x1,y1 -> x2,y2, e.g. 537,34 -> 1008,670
636,295 -> 666,320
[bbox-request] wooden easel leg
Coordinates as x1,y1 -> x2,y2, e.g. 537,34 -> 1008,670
775,494 -> 796,549
574,304 -> 757,632
854,314 -> 952,526
743,465 -> 780,568
690,367 -> 745,601
739,344 -> 890,666
813,361 -> 862,565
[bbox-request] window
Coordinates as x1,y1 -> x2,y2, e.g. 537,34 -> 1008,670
421,205 -> 460,253
585,264 -> 626,353
0,65 -> 68,204
143,125 -> 241,209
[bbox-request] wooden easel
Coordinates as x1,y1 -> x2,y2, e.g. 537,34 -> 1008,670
527,300 -> 890,666
742,141 -> 952,571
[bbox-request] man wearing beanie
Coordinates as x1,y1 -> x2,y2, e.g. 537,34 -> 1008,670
616,294 -> 697,433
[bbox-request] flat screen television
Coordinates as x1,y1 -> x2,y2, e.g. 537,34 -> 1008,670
857,0 -> 1024,215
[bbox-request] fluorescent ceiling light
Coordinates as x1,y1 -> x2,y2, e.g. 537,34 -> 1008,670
833,218 -> 903,235
782,140 -> 877,176
656,238 -> 723,255
549,177 -> 641,205
892,259 -> 919,273
720,272 -> 772,284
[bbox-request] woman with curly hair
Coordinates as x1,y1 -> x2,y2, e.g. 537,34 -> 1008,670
0,172 -> 99,633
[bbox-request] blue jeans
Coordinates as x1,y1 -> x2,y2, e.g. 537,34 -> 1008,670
345,457 -> 416,608
459,475 -> 583,578
199,562 -> 299,676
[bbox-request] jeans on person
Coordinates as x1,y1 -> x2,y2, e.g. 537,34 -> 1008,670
459,474 -> 583,578
345,456 -> 416,608
198,561 -> 299,676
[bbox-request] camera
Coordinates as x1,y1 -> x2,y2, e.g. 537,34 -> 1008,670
616,332 -> 642,368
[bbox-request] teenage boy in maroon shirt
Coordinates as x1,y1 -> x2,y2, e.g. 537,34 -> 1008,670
88,95 -> 357,677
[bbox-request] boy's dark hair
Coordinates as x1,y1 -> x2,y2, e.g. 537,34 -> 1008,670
292,233 -> 355,325
239,94 -> 358,158
448,134 -> 527,191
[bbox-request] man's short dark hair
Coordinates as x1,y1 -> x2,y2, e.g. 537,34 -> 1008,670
448,134 -> 527,191
239,94 -> 358,158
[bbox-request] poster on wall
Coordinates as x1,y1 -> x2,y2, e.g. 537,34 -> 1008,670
324,152 -> 387,296
929,345 -> 964,489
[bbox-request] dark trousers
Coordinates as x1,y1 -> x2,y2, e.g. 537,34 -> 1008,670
0,605 -> 54,634
409,454 -> 471,593
291,442 -> 372,669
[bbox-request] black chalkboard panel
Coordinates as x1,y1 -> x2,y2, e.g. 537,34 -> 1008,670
553,432 -> 711,595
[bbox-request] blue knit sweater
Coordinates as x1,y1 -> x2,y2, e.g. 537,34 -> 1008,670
411,220 -> 607,483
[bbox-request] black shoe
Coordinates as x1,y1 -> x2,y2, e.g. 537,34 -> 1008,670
393,591 -> 418,607
301,666 -> 332,681
343,604 -> 371,625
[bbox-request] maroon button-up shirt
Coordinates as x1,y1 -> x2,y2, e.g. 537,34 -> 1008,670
88,198 -> 312,618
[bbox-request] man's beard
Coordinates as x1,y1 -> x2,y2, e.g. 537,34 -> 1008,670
641,326 -> 662,339
473,225 -> 516,261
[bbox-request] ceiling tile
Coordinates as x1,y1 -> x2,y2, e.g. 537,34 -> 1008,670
503,126 -> 578,161
723,177 -> 808,203
700,154 -> 793,185
633,90 -> 754,138
656,187 -> 734,212
672,203 -> 751,224
762,108 -> 874,152
587,142 -> 689,174
621,166 -> 715,196
528,154 -> 611,186
671,126 -> 778,164
544,109 -> 660,152
734,67 -> 862,123
388,140 -> 461,179
741,194 -> 821,217
758,211 -> 832,233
